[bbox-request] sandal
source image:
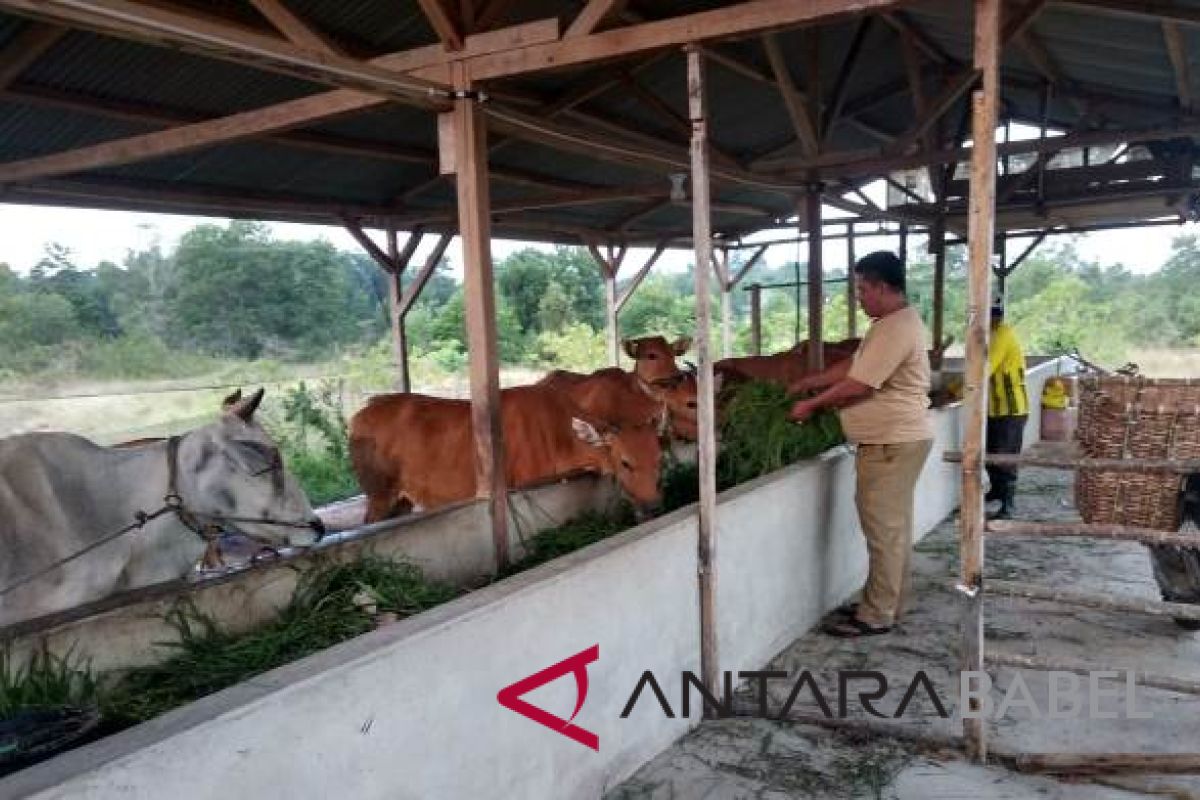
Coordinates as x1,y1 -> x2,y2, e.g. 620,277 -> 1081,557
833,602 -> 860,618
823,617 -> 892,637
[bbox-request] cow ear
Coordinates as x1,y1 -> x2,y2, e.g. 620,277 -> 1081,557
571,417 -> 609,447
622,338 -> 639,360
671,337 -> 693,355
226,387 -> 265,422
221,388 -> 243,410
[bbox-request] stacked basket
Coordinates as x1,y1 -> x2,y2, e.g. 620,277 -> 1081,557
1076,376 -> 1200,531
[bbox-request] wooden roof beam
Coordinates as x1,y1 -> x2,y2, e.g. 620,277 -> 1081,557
762,33 -> 819,156
565,0 -> 629,38
884,0 -> 1050,156
0,23 -> 66,90
417,0 -> 465,50
881,11 -> 951,66
1162,21 -> 1194,112
823,18 -> 873,143
0,18 -> 561,185
248,0 -> 343,56
466,0 -> 911,81
0,0 -> 449,104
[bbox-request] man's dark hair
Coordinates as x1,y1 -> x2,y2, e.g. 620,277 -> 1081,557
853,250 -> 906,293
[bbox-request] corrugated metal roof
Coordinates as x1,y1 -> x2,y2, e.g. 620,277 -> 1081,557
0,1 -> 1196,241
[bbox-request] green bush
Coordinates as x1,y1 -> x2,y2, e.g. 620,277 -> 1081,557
268,381 -> 360,505
536,322 -> 607,371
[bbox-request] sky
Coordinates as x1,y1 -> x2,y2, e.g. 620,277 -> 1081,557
1,201 -> 1192,283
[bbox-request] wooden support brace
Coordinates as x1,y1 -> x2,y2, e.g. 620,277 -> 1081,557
983,579 -> 1200,621
943,451 -> 1200,474
986,651 -> 1200,696
616,242 -> 665,312
1009,752 -> 1200,777
987,520 -> 1200,548
398,233 -> 453,317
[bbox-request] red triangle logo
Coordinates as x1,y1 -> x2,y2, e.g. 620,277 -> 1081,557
497,644 -> 600,751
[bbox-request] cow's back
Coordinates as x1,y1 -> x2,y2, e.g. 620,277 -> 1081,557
350,388 -> 602,519
539,368 -> 660,431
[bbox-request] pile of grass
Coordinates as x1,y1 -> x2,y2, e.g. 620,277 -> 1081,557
504,507 -> 635,576
716,381 -> 844,486
102,557 -> 457,724
0,648 -> 96,720
661,380 -> 845,510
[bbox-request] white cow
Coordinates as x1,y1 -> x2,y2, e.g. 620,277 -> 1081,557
0,388 -> 323,628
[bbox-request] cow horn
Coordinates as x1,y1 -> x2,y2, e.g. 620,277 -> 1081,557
227,387 -> 265,421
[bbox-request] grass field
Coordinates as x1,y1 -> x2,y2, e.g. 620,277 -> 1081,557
0,364 -> 545,444
2,349 -> 1195,444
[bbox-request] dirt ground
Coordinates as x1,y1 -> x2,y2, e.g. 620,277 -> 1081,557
607,454 -> 1200,799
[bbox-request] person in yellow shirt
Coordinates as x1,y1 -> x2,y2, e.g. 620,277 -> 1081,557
986,299 -> 1028,520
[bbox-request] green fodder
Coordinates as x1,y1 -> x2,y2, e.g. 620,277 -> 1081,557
0,647 -> 97,718
716,381 -> 844,487
102,557 -> 457,724
504,507 -> 636,576
660,381 -> 846,511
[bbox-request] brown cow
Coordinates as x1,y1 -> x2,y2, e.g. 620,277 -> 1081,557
623,336 -> 692,384
349,386 -> 664,523
714,338 -> 863,388
537,367 -> 698,441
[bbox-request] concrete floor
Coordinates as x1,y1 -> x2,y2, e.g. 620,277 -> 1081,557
607,460 -> 1200,799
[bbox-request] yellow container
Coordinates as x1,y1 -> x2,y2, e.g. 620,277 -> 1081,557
1041,377 -> 1069,410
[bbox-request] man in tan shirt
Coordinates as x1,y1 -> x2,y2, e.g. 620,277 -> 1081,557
788,251 -> 933,637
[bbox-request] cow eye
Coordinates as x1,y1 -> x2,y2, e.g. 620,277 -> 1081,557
687,401 -> 697,409
646,353 -> 658,359
621,458 -> 633,470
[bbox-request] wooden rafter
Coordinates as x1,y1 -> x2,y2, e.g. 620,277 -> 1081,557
762,33 -> 819,156
612,198 -> 669,232
822,18 -> 873,142
881,11 -> 950,66
565,0 -> 628,38
885,0 -> 1050,156
729,244 -> 768,289
417,0 -> 465,50
248,0 -> 342,55
1162,21 -> 1194,112
466,0 -> 910,81
0,0 -> 448,103
0,18 -> 561,185
341,215 -> 392,269
616,242 -> 665,311
392,185 -> 668,226
0,23 -> 65,90
398,234 -> 454,316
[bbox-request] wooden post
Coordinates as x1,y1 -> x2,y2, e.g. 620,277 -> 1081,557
687,45 -> 720,708
846,222 -> 857,338
386,226 -> 411,392
451,66 -> 509,572
962,0 -> 1001,763
589,242 -> 624,367
717,248 -> 733,358
993,235 -> 1007,298
805,185 -> 824,371
931,216 -> 946,370
750,283 -> 763,355
898,221 -> 909,265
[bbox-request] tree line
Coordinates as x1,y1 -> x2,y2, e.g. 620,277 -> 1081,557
2,219 -> 1198,382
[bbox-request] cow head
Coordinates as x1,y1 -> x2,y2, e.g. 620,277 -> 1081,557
185,388 -> 324,548
622,336 -> 691,385
643,372 -> 699,441
572,417 -> 663,518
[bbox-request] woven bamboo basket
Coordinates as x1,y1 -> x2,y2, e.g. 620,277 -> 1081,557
1076,376 -> 1200,531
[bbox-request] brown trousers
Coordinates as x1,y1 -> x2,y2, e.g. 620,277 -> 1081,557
854,439 -> 933,626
